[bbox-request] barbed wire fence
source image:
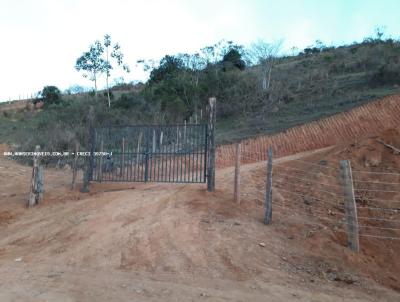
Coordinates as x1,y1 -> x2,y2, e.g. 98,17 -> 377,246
232,143 -> 400,252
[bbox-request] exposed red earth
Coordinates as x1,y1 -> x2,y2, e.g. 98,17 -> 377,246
0,128 -> 399,301
217,94 -> 400,168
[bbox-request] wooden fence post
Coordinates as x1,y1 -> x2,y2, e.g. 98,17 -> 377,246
27,145 -> 43,207
264,146 -> 273,224
152,129 -> 156,153
234,142 -> 241,203
184,120 -> 187,143
340,160 -> 360,252
71,141 -> 79,190
99,140 -> 104,182
136,132 -> 142,164
87,106 -> 95,182
207,97 -> 216,192
160,131 -> 163,147
136,132 -> 142,178
81,105 -> 95,193
120,137 -> 125,177
81,165 -> 90,193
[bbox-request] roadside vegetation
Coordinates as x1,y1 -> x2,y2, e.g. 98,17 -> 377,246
1,29 -> 400,160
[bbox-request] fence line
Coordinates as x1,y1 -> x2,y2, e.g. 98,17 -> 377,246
354,180 -> 400,185
232,146 -> 400,249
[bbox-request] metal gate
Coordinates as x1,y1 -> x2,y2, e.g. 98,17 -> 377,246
90,124 -> 208,183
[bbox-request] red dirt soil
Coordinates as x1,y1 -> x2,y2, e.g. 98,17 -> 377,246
0,131 -> 399,301
240,128 -> 400,292
217,94 -> 400,168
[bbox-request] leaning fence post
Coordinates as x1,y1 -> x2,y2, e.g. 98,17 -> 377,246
340,160 -> 360,252
234,142 -> 241,203
264,146 -> 273,224
207,97 -> 216,192
28,145 -> 43,207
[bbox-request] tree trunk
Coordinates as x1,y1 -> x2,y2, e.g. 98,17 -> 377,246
267,65 -> 272,90
262,65 -> 267,91
106,76 -> 110,107
94,73 -> 98,97
262,74 -> 267,91
106,47 -> 111,107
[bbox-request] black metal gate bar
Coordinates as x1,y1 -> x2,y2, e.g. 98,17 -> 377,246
91,124 -> 207,183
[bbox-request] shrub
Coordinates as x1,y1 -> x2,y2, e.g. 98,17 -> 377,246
323,55 -> 334,63
103,90 -> 114,100
114,93 -> 142,109
370,64 -> 400,86
40,86 -> 61,105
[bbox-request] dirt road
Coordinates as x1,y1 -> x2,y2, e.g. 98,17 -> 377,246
0,144 -> 399,301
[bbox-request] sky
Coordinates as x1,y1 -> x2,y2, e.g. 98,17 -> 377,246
0,0 -> 399,102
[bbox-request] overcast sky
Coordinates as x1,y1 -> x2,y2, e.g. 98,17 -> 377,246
0,0 -> 399,102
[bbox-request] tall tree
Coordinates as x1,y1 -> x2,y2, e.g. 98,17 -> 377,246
75,40 -> 107,97
76,35 -> 129,106
249,40 -> 282,91
103,34 -> 130,107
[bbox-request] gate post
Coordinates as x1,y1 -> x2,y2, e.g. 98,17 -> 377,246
88,106 -> 95,182
264,146 -> 273,224
207,97 -> 216,192
82,106 -> 95,192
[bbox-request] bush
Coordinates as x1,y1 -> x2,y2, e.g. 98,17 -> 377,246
370,64 -> 400,86
40,86 -> 61,105
222,49 -> 246,71
323,55 -> 334,63
114,93 -> 142,109
103,90 -> 114,100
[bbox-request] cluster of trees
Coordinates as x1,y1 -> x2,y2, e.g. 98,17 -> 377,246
130,39 -> 284,123
37,27 -> 399,126
75,34 -> 130,107
13,28 -> 400,163
71,36 -> 283,118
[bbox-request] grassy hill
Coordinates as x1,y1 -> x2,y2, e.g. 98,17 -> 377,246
216,40 -> 400,143
1,38 -> 400,158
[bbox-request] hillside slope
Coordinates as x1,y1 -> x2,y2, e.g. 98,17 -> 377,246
217,94 -> 400,168
2,39 -> 400,154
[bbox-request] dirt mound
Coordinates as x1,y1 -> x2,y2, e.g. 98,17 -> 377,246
332,128 -> 400,171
